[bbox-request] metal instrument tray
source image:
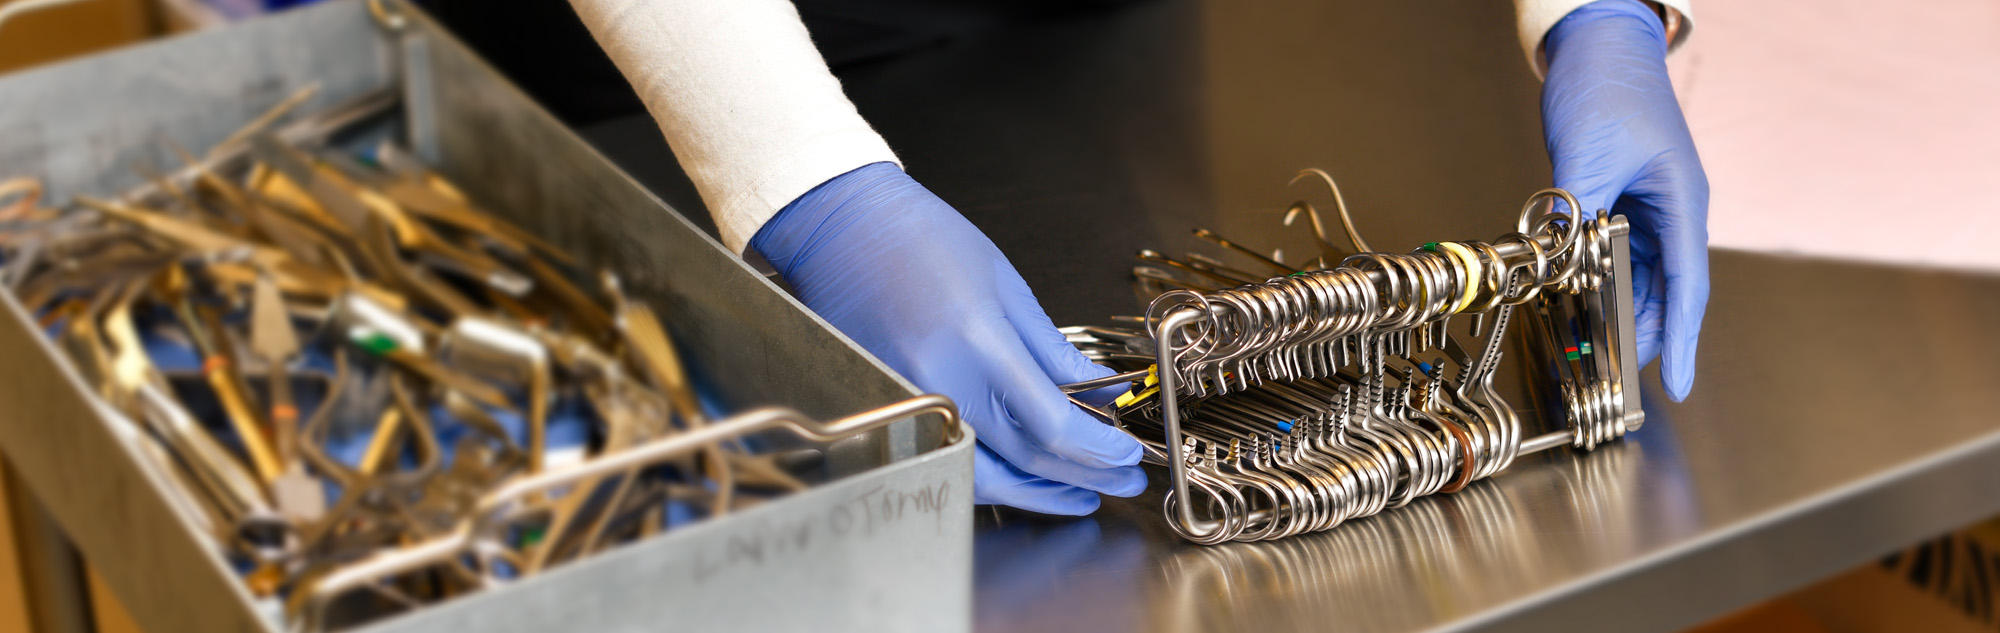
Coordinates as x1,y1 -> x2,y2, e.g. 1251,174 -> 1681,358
0,2 -> 971,631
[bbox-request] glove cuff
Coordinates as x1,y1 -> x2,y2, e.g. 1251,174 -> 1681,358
750,161 -> 908,279
1545,0 -> 1670,64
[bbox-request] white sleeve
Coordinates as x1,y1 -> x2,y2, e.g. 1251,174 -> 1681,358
1513,0 -> 1693,78
566,0 -> 899,253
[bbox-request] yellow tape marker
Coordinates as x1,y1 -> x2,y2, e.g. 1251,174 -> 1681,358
1114,365 -> 1161,408
1437,241 -> 1480,313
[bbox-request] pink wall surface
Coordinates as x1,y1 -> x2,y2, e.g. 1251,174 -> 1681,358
1667,0 -> 2000,271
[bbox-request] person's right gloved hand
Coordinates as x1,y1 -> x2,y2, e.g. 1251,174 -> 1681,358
1542,0 -> 1710,401
751,162 -> 1147,515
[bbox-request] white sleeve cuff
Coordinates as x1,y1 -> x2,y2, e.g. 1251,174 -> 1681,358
568,0 -> 898,254
1514,0 -> 1694,78
711,128 -> 898,253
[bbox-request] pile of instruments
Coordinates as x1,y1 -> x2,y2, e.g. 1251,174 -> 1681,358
0,88 -> 955,629
1062,170 -> 1643,544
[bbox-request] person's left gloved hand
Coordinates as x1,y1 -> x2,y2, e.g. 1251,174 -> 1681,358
752,162 -> 1148,516
1542,0 -> 1710,401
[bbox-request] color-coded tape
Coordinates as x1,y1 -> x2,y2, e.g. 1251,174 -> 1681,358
1114,365 -> 1162,408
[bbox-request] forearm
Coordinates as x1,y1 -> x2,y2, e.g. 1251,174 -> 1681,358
566,0 -> 898,252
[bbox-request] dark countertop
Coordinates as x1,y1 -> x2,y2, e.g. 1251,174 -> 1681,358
577,2 -> 2000,632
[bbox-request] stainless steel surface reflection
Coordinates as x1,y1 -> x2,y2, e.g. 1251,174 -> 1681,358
1150,444 -> 1657,633
972,414 -> 1683,633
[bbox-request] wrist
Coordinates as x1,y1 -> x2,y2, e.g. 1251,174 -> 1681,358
1545,0 -> 1669,64
750,161 -> 907,278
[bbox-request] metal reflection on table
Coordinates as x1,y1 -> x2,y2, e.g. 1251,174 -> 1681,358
977,400 -> 1701,633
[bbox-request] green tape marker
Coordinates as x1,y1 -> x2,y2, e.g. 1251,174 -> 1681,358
351,330 -> 400,356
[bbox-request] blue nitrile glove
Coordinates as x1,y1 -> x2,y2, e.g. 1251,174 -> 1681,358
753,162 -> 1147,515
1543,0 -> 1710,401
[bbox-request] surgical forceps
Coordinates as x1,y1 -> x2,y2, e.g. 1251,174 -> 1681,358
1064,175 -> 1643,544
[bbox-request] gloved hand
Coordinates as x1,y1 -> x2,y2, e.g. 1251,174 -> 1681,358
1543,0 -> 1711,401
752,162 -> 1148,515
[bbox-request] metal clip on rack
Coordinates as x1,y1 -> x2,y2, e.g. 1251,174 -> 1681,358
1065,176 -> 1643,544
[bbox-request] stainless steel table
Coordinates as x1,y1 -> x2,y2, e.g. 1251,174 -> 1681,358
578,1 -> 2000,632
962,249 -> 2000,633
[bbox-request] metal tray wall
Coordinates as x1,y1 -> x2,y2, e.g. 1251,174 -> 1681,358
369,432 -> 969,633
0,2 -> 971,631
